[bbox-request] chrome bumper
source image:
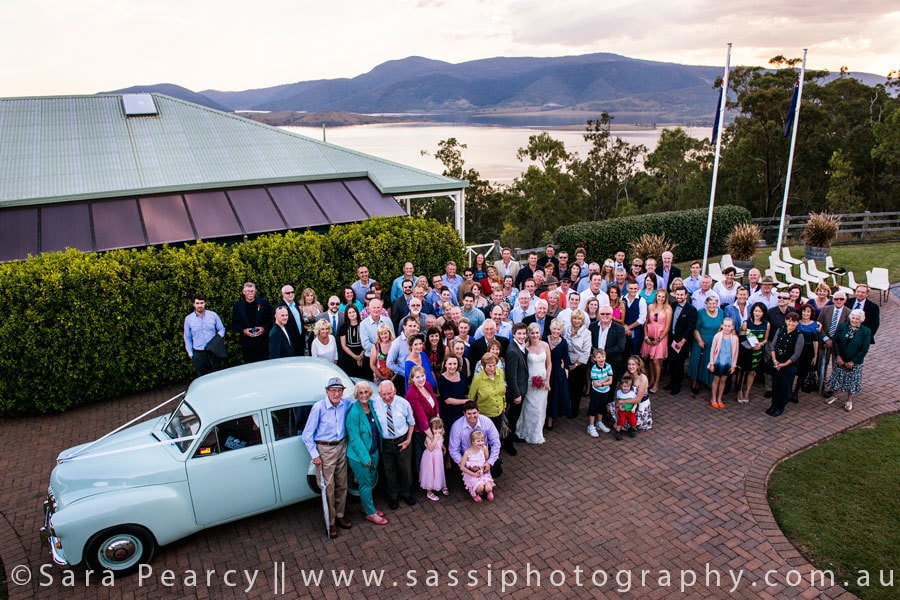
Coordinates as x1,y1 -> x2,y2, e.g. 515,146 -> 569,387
41,493 -> 69,566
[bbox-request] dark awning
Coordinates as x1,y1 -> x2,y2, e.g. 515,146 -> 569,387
0,178 -> 406,261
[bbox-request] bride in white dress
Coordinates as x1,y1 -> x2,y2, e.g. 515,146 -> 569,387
517,322 -> 552,444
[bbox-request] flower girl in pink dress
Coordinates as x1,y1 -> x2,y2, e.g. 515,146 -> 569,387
460,430 -> 495,502
419,417 -> 448,501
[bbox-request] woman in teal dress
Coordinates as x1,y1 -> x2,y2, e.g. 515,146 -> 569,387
688,294 -> 724,393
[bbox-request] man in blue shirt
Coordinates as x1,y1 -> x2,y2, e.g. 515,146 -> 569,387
302,377 -> 353,538
183,294 -> 226,377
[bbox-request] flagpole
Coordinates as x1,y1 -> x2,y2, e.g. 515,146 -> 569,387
702,42 -> 731,275
775,49 -> 807,255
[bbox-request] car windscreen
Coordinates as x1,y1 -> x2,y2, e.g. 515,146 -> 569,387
163,401 -> 201,452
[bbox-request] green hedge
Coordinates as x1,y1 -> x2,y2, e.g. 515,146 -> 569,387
0,217 -> 464,416
552,205 -> 751,262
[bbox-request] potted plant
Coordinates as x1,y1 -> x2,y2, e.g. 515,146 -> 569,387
725,222 -> 762,270
802,212 -> 840,260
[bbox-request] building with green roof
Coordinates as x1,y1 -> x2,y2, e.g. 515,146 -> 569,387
0,93 -> 467,261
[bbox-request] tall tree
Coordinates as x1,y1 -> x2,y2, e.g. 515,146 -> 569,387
570,114 -> 646,220
502,132 -> 582,247
638,127 -> 712,213
422,138 -> 506,243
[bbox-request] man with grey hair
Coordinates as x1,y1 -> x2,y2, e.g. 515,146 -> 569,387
232,281 -> 273,363
510,291 -> 535,323
372,380 -> 416,509
660,251 -> 681,291
691,275 -> 716,310
523,298 -> 550,340
818,290 -> 850,401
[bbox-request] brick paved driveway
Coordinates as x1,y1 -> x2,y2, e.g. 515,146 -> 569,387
2,296 -> 896,599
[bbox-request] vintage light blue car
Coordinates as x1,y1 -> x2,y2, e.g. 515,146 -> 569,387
41,358 -> 363,575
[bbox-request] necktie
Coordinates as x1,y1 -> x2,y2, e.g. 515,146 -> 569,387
332,314 -> 337,332
830,308 -> 841,337
386,403 -> 395,437
854,301 -> 862,310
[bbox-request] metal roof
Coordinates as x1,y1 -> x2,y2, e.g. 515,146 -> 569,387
0,94 -> 466,261
0,93 -> 465,208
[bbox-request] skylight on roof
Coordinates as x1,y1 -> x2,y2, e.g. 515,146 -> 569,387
122,94 -> 157,116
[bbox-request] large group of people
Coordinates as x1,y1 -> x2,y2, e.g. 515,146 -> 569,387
184,247 -> 882,537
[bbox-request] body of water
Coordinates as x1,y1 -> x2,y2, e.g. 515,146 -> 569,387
283,123 -> 713,185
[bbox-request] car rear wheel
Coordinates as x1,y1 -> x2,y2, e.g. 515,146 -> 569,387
85,525 -> 155,575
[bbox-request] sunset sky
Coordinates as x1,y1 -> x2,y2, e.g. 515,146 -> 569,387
2,0 -> 896,97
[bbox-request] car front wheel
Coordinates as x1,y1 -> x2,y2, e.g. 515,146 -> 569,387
84,525 -> 155,576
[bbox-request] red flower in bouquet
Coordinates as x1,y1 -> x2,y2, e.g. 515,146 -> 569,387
531,375 -> 544,389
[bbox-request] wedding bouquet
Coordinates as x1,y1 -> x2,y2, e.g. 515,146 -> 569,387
531,375 -> 544,389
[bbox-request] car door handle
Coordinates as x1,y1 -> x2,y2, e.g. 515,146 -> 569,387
252,453 -> 268,460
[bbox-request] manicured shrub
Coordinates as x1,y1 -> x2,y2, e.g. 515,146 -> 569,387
552,205 -> 751,262
0,217 -> 462,416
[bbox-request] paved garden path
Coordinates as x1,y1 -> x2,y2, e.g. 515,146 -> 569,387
2,294 -> 896,599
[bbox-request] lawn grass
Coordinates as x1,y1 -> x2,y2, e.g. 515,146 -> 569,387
768,413 -> 900,600
676,240 -> 898,288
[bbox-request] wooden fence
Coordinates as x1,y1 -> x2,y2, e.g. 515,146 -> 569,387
752,211 -> 900,246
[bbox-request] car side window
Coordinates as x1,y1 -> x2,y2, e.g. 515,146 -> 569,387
271,405 -> 313,441
193,414 -> 263,458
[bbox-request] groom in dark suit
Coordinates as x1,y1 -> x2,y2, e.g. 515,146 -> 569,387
504,323 -> 529,456
589,306 -> 626,383
667,287 -> 698,395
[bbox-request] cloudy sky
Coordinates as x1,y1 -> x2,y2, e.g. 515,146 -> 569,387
2,0 -> 896,96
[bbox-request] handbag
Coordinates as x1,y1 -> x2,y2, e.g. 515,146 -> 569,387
204,334 -> 228,359
499,410 -> 511,440
801,370 -> 818,393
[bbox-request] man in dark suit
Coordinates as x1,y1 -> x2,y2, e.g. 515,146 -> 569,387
589,306 -> 627,383
504,323 -> 529,456
818,290 -> 850,400
231,281 -> 272,363
852,284 -> 880,343
522,298 -> 551,341
269,306 -> 295,359
276,284 -> 307,355
660,251 -> 682,292
470,318 -> 509,365
232,282 -> 273,363
667,287 -> 698,395
391,280 -> 415,330
315,295 -> 345,338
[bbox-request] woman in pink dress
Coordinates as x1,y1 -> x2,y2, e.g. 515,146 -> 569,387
419,416 -> 448,501
641,288 -> 673,393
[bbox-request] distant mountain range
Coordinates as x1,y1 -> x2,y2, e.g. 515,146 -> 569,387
104,53 -> 887,125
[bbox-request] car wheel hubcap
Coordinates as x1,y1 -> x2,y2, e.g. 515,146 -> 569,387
100,536 -> 139,567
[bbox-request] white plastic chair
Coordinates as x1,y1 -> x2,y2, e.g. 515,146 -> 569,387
764,268 -> 789,289
769,254 -> 792,274
769,252 -> 794,275
707,262 -> 725,282
866,267 -> 890,304
720,254 -> 745,278
804,280 -> 817,302
781,246 -> 803,266
807,260 -> 833,285
847,270 -> 860,291
798,263 -> 824,285
783,268 -> 807,288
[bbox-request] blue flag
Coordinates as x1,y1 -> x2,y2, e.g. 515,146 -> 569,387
783,80 -> 799,138
711,86 -> 723,144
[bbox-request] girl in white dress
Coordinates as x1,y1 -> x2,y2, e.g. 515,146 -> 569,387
516,323 -> 552,444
